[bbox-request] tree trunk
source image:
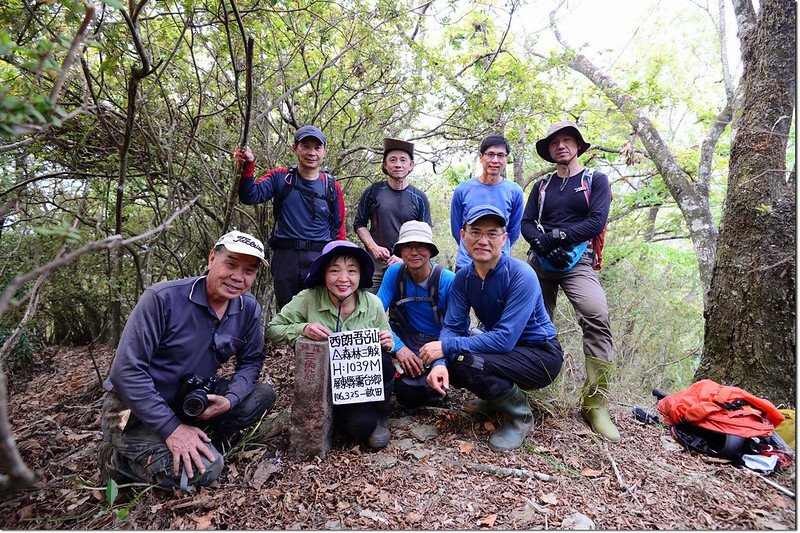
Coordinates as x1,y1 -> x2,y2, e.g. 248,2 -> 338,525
696,0 -> 796,406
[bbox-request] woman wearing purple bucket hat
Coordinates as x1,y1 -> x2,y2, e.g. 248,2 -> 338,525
266,240 -> 397,449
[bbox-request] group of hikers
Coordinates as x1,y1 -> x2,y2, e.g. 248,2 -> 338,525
98,121 -> 617,492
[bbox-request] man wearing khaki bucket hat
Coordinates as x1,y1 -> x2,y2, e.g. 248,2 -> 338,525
354,138 -> 432,292
376,221 -> 455,408
521,120 -> 618,442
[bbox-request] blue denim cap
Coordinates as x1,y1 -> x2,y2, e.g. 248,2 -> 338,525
464,204 -> 507,227
294,125 -> 327,145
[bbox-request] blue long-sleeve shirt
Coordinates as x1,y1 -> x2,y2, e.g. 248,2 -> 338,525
434,254 -> 555,366
376,262 -> 456,352
520,169 -> 611,246
103,276 -> 265,440
239,167 -> 346,241
450,178 -> 524,269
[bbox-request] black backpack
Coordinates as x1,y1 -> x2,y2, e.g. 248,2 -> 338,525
388,264 -> 445,329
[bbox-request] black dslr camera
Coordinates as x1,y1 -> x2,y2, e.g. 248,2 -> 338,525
178,374 -> 217,418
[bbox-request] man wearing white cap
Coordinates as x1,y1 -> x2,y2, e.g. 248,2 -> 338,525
377,221 -> 455,407
99,231 -> 276,491
355,138 -> 432,292
521,120 -> 618,442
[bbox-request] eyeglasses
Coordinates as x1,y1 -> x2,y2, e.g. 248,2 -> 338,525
465,229 -> 505,241
482,152 -> 508,161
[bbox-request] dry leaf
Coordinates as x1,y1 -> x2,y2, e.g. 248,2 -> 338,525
581,467 -> 602,478
193,511 -> 214,530
18,504 -> 35,521
458,441 -> 474,453
406,512 -> 424,523
540,492 -> 558,505
250,460 -> 281,490
483,420 -> 496,431
479,513 -> 498,527
66,432 -> 92,442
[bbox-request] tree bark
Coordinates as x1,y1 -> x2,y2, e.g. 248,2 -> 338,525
696,0 -> 796,406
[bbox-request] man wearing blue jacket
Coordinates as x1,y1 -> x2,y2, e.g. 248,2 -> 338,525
421,206 -> 563,451
449,135 -> 524,271
377,221 -> 455,407
99,231 -> 276,491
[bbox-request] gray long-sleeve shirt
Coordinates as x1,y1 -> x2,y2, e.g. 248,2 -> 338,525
103,276 -> 265,440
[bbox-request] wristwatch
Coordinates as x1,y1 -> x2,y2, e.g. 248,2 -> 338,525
552,228 -> 567,240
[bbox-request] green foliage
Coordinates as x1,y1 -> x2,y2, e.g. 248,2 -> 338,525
0,324 -> 36,364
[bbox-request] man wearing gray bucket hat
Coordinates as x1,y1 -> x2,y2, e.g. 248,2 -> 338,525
521,120 -> 618,442
354,138 -> 432,292
99,231 -> 276,491
376,221 -> 456,408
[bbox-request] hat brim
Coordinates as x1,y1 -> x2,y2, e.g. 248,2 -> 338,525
535,126 -> 590,163
221,244 -> 269,266
295,133 -> 326,145
304,244 -> 374,289
391,240 -> 439,258
465,213 -> 507,227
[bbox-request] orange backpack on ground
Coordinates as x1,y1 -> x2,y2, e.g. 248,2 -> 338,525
657,380 -> 789,464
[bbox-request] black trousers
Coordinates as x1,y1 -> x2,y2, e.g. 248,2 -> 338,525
271,248 -> 322,310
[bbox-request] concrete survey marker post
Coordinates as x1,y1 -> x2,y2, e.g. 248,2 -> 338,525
289,337 -> 333,460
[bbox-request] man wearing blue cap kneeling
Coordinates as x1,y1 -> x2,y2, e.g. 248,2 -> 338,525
419,206 -> 563,451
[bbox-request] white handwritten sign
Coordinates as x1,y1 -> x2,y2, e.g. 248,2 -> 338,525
328,328 -> 384,405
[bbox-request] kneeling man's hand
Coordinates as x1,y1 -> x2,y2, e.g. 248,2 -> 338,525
419,341 -> 444,366
427,365 -> 450,396
197,394 -> 231,421
166,424 -> 217,478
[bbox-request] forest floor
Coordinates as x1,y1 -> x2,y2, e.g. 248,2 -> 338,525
0,344 -> 796,530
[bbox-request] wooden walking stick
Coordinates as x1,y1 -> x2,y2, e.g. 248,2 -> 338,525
222,32 -> 253,233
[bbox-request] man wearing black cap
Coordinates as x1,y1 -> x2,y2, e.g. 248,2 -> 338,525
354,138 -> 432,292
234,125 -> 346,309
520,120 -> 618,442
420,205 -> 563,451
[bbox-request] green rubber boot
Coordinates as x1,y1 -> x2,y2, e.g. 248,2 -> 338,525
488,385 -> 534,451
580,356 -> 621,443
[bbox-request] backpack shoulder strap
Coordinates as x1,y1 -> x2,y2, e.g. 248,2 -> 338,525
428,263 -> 444,326
581,168 -> 594,207
536,173 -> 555,229
395,264 -> 407,301
272,167 -> 297,222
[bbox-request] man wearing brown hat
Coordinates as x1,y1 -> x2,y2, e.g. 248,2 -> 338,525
521,120 -> 618,442
354,138 -> 432,292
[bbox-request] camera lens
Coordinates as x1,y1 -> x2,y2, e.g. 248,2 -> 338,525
183,391 -> 208,417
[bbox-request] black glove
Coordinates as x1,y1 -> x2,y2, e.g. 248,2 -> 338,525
545,247 -> 571,269
531,228 -> 564,257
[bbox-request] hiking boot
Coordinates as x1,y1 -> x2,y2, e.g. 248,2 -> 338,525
98,442 -> 132,485
488,385 -> 534,451
580,356 -> 620,443
463,398 -> 499,419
